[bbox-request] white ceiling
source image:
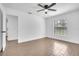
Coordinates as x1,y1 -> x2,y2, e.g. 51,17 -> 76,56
2,3 -> 79,17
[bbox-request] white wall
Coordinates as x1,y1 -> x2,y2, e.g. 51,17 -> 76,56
18,15 -> 45,42
6,8 -> 45,43
7,15 -> 18,40
45,9 -> 79,44
45,17 -> 54,38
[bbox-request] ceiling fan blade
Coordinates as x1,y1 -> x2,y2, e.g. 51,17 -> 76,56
48,3 -> 56,8
48,9 -> 56,11
38,4 -> 44,8
37,9 -> 45,12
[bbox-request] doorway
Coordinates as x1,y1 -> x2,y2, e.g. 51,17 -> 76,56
6,15 -> 18,41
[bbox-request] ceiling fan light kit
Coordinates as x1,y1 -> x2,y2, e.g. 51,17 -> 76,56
45,12 -> 47,14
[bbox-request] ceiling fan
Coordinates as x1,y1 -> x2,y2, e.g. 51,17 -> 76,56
37,3 -> 56,14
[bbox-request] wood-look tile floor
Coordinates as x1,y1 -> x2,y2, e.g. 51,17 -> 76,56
0,37 -> 79,56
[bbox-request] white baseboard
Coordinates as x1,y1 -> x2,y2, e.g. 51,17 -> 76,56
7,37 -> 18,41
18,35 -> 45,43
63,39 -> 79,44
18,35 -> 79,44
48,36 -> 79,44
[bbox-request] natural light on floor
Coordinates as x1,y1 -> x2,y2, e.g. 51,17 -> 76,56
52,42 -> 68,56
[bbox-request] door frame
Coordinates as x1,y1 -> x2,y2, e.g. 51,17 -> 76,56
0,8 -> 3,52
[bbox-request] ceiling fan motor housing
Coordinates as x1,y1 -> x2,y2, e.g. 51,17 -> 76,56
44,5 -> 48,9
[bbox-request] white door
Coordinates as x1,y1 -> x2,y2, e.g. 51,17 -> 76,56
0,8 -> 6,52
